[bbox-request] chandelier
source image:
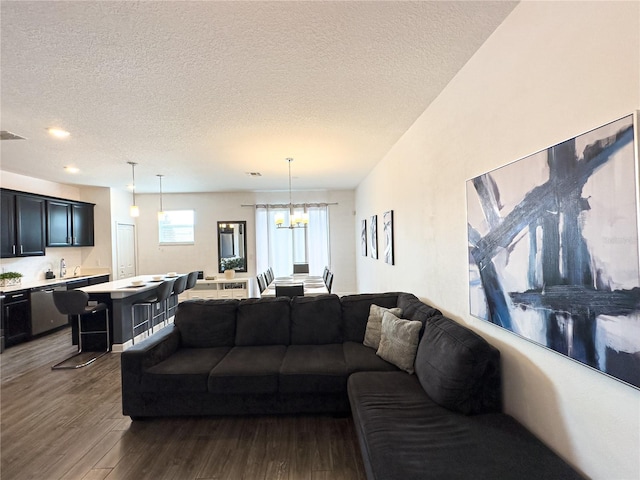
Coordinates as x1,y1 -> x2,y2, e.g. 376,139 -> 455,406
275,158 -> 309,229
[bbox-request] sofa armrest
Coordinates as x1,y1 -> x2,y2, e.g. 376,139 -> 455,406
121,325 -> 181,392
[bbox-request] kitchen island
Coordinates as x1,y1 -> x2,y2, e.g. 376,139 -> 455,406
81,274 -> 186,352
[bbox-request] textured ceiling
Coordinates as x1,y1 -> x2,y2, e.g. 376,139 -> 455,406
0,1 -> 517,194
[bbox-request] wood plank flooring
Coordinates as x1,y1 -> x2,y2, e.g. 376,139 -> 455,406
1,328 -> 366,480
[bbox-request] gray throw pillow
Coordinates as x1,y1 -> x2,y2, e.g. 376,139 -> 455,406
376,311 -> 422,374
363,304 -> 403,349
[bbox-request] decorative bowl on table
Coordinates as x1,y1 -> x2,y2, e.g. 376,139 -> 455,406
166,272 -> 178,277
152,275 -> 164,281
131,280 -> 145,286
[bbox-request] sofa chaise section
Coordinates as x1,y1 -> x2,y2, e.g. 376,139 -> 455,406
347,312 -> 583,480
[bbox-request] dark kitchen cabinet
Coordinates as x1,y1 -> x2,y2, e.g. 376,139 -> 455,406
47,200 -> 73,246
46,200 -> 94,247
3,290 -> 31,347
71,203 -> 94,246
16,195 -> 46,256
1,191 -> 16,257
1,191 -> 46,258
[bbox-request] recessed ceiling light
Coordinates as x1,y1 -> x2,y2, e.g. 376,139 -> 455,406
64,166 -> 79,173
47,127 -> 70,138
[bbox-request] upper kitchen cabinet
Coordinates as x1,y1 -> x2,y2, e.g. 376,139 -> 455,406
1,191 -> 16,257
47,200 -> 73,246
46,199 -> 94,247
1,191 -> 46,257
71,202 -> 94,246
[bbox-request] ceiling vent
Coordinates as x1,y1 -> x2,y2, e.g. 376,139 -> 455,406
0,131 -> 26,140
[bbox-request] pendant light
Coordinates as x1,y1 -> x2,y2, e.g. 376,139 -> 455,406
127,161 -> 139,217
157,174 -> 168,221
275,158 -> 309,229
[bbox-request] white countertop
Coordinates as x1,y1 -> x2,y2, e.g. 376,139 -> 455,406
0,273 -> 110,294
81,274 -> 187,299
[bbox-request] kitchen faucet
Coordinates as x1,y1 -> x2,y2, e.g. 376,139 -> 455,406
60,258 -> 67,278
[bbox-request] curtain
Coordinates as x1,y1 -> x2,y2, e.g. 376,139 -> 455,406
255,205 -> 330,277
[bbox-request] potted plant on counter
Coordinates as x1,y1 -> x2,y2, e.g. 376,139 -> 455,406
0,272 -> 23,287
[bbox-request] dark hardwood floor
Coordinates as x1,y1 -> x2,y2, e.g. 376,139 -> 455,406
1,328 -> 366,480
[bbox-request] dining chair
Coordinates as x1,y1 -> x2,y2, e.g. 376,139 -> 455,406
265,268 -> 274,284
51,290 -> 110,369
257,274 -> 266,293
325,272 -> 334,293
323,266 -> 330,284
275,284 -> 304,298
293,263 -> 309,274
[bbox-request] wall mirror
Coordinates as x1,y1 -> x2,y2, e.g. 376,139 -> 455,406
217,221 -> 247,273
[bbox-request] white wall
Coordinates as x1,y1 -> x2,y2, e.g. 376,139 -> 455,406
134,189 -> 356,294
355,2 -> 640,479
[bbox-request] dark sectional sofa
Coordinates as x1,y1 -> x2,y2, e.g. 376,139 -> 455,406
121,292 -> 583,480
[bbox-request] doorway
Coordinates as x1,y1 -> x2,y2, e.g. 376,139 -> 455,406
116,222 -> 136,280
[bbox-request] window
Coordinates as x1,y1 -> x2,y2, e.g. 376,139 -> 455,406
256,206 -> 330,277
158,210 -> 195,244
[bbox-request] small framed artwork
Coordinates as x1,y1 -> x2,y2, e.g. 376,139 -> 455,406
383,210 -> 394,265
370,215 -> 378,259
361,219 -> 367,256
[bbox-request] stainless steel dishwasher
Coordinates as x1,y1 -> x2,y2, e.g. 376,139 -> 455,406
31,284 -> 68,335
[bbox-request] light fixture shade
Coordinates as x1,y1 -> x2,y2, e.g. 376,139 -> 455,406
274,158 -> 309,229
128,161 -> 139,217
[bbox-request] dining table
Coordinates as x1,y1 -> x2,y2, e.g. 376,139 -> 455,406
261,274 -> 329,297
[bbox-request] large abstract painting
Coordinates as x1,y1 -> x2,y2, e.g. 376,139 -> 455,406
466,113 -> 640,389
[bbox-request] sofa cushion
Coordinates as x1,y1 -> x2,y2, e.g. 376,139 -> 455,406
343,341 -> 399,374
174,299 -> 238,348
141,347 -> 230,392
236,297 -> 290,346
414,315 -> 500,415
290,294 -> 343,344
208,345 -> 286,394
280,344 -> 347,393
347,371 -> 583,480
397,293 -> 441,324
341,293 -> 400,342
363,304 -> 403,349
376,311 -> 422,374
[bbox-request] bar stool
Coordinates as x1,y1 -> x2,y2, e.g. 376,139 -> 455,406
185,271 -> 198,290
130,279 -> 175,344
168,274 -> 188,319
52,290 -> 110,370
